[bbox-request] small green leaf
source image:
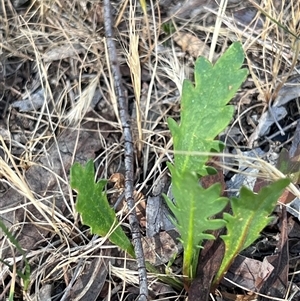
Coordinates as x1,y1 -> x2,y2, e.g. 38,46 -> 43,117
165,164 -> 228,279
168,41 -> 248,176
162,21 -> 176,35
70,160 -> 134,256
213,178 -> 290,285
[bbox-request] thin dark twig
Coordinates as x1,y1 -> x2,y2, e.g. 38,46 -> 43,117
103,1 -> 148,300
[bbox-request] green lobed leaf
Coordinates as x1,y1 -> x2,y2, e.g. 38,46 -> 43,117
213,178 -> 290,285
168,41 -> 248,176
70,160 -> 134,256
165,164 -> 228,279
166,42 -> 248,284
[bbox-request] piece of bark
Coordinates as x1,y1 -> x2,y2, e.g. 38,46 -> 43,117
146,174 -> 174,237
146,195 -> 175,237
258,208 -> 289,300
189,234 -> 225,301
0,112 -> 102,258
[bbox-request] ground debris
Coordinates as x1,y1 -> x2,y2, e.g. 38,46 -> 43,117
0,112 -> 102,257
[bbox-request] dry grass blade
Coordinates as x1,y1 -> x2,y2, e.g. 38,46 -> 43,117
0,137 -> 61,237
125,0 -> 143,157
65,74 -> 100,125
209,0 -> 228,61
